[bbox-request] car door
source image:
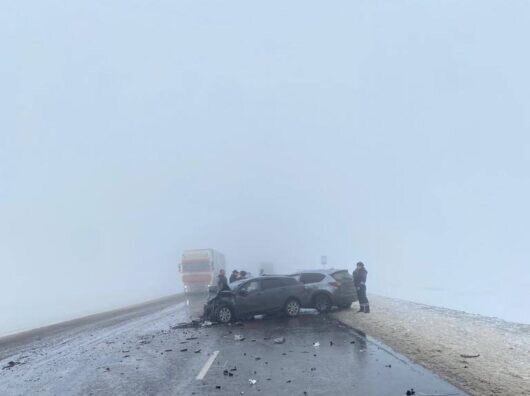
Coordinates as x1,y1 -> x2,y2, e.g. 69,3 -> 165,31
234,279 -> 263,316
261,278 -> 287,312
299,273 -> 326,297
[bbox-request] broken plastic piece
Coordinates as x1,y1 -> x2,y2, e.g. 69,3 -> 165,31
313,342 -> 320,347
249,379 -> 257,385
274,337 -> 286,344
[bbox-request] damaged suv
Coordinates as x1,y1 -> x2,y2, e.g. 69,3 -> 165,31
203,276 -> 307,323
290,269 -> 357,312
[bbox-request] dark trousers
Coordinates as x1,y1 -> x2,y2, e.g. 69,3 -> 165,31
357,285 -> 369,306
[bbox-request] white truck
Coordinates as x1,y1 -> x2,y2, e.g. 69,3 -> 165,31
179,249 -> 226,293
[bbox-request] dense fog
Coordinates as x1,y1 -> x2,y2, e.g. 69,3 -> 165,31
2,1 -> 529,335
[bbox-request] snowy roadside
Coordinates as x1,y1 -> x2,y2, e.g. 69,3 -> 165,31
332,295 -> 530,396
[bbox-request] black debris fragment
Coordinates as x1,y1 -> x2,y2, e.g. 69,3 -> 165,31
216,385 -> 221,389
180,348 -> 188,352
2,361 -> 21,370
406,389 -> 415,396
194,349 -> 201,354
330,341 -> 334,346
230,367 -> 237,371
186,336 -> 198,340
286,380 -> 292,383
171,320 -> 202,330
460,354 -> 480,359
385,364 -> 392,368
350,341 -> 355,344
255,357 -> 261,361
310,367 -> 316,371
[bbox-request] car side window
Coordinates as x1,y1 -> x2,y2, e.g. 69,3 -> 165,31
240,280 -> 260,293
262,278 -> 285,290
299,273 -> 325,284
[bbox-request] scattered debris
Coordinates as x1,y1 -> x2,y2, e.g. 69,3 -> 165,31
194,349 -> 201,354
180,348 -> 188,352
310,367 -> 316,371
286,380 -> 292,383
234,334 -> 245,341
171,320 -> 201,329
186,336 -> 198,340
255,357 -> 261,361
350,341 -> 355,344
385,364 -> 392,368
274,337 -> 286,344
2,361 -> 21,370
215,385 -> 221,389
313,342 -> 320,347
460,354 -> 480,359
202,321 -> 213,327
249,379 -> 257,385
406,389 -> 416,396
235,322 -> 244,327
330,341 -> 334,346
165,349 -> 173,352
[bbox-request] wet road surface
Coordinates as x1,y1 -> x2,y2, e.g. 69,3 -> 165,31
0,294 -> 466,396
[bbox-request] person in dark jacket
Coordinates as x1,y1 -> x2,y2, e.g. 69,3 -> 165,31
229,270 -> 239,283
353,262 -> 369,313
217,269 -> 230,292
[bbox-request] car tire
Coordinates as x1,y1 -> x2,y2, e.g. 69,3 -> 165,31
284,299 -> 301,317
314,294 -> 332,313
216,305 -> 234,324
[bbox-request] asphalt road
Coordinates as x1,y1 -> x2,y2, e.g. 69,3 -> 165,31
0,294 -> 466,396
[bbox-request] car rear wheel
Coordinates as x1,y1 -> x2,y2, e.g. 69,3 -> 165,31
284,299 -> 301,317
314,294 -> 332,313
216,306 -> 234,323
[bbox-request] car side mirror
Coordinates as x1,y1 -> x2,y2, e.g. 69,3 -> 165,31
238,289 -> 248,297
208,285 -> 219,294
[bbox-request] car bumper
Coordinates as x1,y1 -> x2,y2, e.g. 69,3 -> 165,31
332,293 -> 357,305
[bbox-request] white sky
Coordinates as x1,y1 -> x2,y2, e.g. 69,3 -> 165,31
1,1 -> 529,333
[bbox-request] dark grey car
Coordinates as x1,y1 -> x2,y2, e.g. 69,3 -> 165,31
203,276 -> 307,323
290,269 -> 357,312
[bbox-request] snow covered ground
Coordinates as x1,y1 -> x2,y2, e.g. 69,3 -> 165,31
333,295 -> 530,396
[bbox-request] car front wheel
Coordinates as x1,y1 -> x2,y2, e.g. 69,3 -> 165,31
284,299 -> 301,317
216,306 -> 234,323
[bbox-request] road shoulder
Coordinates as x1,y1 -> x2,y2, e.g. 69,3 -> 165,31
332,295 -> 530,396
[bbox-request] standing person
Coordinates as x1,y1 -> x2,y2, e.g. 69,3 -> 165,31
353,262 -> 370,313
217,269 -> 230,291
238,270 -> 247,280
229,270 -> 239,283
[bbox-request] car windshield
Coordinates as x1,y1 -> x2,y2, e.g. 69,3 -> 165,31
229,278 -> 250,290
